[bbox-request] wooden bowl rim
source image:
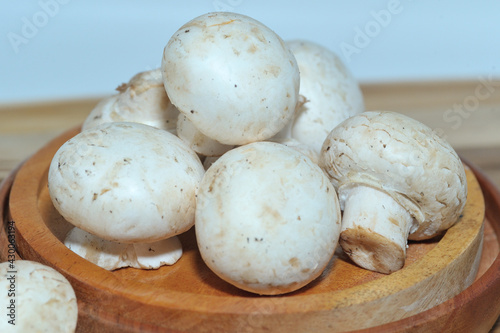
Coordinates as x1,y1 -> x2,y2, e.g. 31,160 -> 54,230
355,159 -> 500,332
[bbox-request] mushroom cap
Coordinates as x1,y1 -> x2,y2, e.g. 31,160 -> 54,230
82,94 -> 119,130
176,113 -> 235,157
196,141 -> 341,295
64,227 -> 183,270
320,111 -> 468,240
82,68 -> 179,133
48,122 -> 205,243
0,260 -> 77,332
276,39 -> 364,154
268,136 -> 320,164
162,12 -> 300,145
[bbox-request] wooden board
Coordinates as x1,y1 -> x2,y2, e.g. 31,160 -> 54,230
1,126 -> 492,332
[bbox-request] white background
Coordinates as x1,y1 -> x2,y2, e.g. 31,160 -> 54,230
1,0 -> 499,104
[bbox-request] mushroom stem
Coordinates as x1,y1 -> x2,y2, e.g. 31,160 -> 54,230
64,227 -> 183,270
339,185 -> 414,274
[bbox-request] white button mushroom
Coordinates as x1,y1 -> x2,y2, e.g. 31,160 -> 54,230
64,227 -> 183,270
269,137 -> 320,164
82,94 -> 119,130
196,142 -> 341,295
320,111 -> 468,274
82,68 -> 179,133
162,12 -> 300,145
176,113 -> 235,157
0,260 -> 78,332
273,40 -> 364,155
267,95 -> 321,163
48,122 -> 205,244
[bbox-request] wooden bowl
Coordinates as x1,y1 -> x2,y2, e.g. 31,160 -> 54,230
1,126 -> 499,332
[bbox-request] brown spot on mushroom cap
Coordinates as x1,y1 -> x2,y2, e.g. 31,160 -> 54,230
289,257 -> 300,268
247,43 -> 258,53
100,188 -> 111,195
208,19 -> 236,28
262,204 -> 283,222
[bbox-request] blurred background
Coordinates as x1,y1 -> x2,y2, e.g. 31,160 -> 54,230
1,0 -> 499,104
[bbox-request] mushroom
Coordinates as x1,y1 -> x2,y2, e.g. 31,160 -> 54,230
81,94 -> 119,130
162,11 -> 300,145
273,40 -> 364,154
267,95 -> 320,163
64,227 -> 182,270
48,122 -> 205,244
176,113 -> 235,157
268,137 -> 319,164
0,260 -> 78,332
320,111 -> 468,274
196,141 -> 341,295
82,68 -> 179,133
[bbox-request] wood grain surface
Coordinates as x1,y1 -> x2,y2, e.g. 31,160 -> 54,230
0,80 -> 499,331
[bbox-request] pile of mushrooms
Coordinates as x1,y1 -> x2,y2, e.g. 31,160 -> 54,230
46,11 -> 467,295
